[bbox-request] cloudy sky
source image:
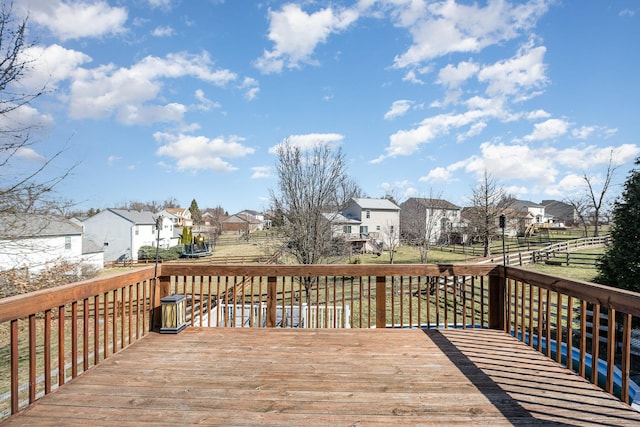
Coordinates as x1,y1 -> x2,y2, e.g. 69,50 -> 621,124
7,0 -> 640,213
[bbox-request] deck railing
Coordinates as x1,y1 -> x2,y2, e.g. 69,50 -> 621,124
2,262 -> 640,420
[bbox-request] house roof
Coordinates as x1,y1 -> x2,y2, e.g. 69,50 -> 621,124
323,212 -> 361,224
109,209 -> 158,225
405,198 -> 460,210
351,198 -> 400,210
0,214 -> 83,238
512,200 -> 544,210
223,214 -> 261,224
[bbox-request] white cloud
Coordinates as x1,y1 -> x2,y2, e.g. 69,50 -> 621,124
269,133 -> 344,154
193,89 -> 220,111
251,166 -> 271,179
68,52 -> 237,124
0,104 -> 54,131
619,9 -> 636,17
255,3 -> 359,73
152,26 -> 175,37
372,109 -> 488,162
20,44 -> 92,91
523,118 -> 569,141
464,141 -> 559,185
24,0 -> 128,40
478,43 -> 548,100
148,0 -> 173,10
15,147 -> 46,162
420,167 -> 453,183
429,141 -> 640,196
384,100 -> 413,120
240,77 -> 260,101
154,132 -> 255,173
117,103 -> 186,125
391,0 -> 549,68
107,155 -> 121,166
556,173 -> 584,192
402,69 -> 425,85
437,60 -> 479,89
525,109 -> 551,120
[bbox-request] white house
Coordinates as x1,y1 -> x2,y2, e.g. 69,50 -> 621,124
341,198 -> 401,249
0,214 -> 103,274
83,209 -> 175,262
512,200 -> 545,223
400,198 -> 462,244
158,207 -> 193,227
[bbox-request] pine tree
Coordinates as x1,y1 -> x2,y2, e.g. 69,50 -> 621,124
189,199 -> 202,225
595,158 -> 640,291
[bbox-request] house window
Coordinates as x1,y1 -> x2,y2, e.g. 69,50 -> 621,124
365,210 -> 371,219
376,225 -> 380,231
65,236 -> 71,250
343,225 -> 352,234
135,226 -> 139,235
359,226 -> 368,234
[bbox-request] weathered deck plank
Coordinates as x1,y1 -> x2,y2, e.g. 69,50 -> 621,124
4,328 -> 640,426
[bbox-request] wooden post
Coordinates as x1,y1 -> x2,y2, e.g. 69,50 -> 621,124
153,275 -> 171,331
376,276 -> 386,329
488,271 -> 505,331
266,276 -> 277,328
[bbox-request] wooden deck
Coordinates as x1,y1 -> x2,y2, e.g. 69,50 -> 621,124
4,328 -> 640,426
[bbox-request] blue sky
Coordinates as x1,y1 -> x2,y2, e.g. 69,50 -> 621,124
8,0 -> 640,214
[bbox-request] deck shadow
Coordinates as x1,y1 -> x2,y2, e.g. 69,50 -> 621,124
424,329 -> 574,426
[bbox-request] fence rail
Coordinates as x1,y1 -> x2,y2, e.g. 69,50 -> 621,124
479,235 -> 609,266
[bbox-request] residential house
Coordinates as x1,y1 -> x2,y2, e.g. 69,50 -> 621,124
340,198 -> 401,250
459,206 -> 521,241
221,213 -> 262,235
512,200 -> 545,224
0,214 -> 103,275
324,212 -> 361,239
400,198 -> 462,244
158,207 -> 193,227
541,200 -> 576,226
83,209 -> 176,262
237,210 -> 267,230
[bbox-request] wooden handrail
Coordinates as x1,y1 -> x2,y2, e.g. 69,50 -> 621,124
504,266 -> 640,317
0,267 -> 156,323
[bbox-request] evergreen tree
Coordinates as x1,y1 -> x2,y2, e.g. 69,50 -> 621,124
189,199 -> 202,225
595,158 -> 640,291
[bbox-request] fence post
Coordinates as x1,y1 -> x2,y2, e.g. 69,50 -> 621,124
266,276 -> 277,328
153,275 -> 171,331
488,271 -> 505,331
376,276 -> 386,329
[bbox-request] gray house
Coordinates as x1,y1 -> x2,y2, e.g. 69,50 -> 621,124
541,200 -> 576,226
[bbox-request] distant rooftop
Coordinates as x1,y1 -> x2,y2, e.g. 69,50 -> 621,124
351,198 -> 400,210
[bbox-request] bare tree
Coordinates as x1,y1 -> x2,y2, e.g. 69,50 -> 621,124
583,151 -> 617,237
270,142 -> 360,266
564,195 -> 590,237
467,172 -> 514,257
382,220 -> 400,264
0,4 -> 69,215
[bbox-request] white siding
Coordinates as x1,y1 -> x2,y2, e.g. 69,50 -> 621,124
0,234 -> 83,274
84,212 -> 133,261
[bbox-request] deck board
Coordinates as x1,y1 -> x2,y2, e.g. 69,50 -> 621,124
4,328 -> 640,426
